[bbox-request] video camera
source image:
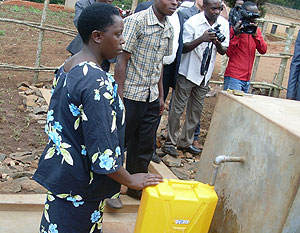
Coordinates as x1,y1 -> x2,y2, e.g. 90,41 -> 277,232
231,6 -> 260,34
208,24 -> 226,43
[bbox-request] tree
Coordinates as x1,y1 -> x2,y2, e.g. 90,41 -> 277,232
226,0 -> 268,8
266,0 -> 300,10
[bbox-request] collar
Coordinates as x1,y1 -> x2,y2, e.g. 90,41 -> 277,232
147,6 -> 172,29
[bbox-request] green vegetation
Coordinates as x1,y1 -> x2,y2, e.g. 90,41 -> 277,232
0,30 -> 5,36
227,0 -> 300,9
28,0 -> 65,5
0,5 -> 74,26
267,0 -> 300,10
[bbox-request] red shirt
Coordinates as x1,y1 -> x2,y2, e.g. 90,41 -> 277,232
224,27 -> 267,81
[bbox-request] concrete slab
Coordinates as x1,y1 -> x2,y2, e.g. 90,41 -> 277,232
195,92 -> 300,233
0,160 -> 177,233
0,194 -> 137,233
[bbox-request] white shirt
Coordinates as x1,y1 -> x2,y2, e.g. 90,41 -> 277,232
178,12 -> 230,86
163,11 -> 181,65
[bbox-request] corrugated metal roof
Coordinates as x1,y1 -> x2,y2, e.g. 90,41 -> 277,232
264,3 -> 300,20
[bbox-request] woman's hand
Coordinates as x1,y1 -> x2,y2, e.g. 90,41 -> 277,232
128,173 -> 164,190
107,167 -> 163,190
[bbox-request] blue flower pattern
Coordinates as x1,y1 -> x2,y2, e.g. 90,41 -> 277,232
69,103 -> 81,117
99,153 -> 114,171
67,196 -> 84,207
90,210 -> 101,223
53,122 -> 63,132
49,223 -> 58,233
81,145 -> 87,156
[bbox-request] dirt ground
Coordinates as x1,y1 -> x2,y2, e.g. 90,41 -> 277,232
0,2 -> 293,176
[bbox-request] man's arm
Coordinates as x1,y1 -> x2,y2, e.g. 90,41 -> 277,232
287,31 -> 300,100
114,51 -> 131,99
253,28 -> 267,55
214,40 -> 227,55
182,30 -> 217,53
158,65 -> 164,115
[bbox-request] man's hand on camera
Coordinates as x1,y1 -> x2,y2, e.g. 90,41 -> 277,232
233,20 -> 243,36
250,22 -> 258,37
201,29 -> 217,43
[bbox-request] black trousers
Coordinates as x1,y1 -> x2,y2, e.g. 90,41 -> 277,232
124,97 -> 160,174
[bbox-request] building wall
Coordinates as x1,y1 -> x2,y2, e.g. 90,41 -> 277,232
264,13 -> 300,39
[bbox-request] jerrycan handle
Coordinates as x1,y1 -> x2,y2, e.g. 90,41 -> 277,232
168,179 -> 200,189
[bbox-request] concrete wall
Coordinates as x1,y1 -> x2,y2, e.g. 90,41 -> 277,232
264,13 -> 300,39
195,92 -> 300,233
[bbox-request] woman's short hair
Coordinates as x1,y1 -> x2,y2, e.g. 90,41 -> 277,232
78,3 -> 120,44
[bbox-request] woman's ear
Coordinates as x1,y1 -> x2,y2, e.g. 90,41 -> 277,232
91,30 -> 103,44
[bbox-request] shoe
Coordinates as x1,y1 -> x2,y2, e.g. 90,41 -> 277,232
127,188 -> 142,200
151,152 -> 161,163
177,145 -> 202,155
105,197 -> 123,209
161,144 -> 179,157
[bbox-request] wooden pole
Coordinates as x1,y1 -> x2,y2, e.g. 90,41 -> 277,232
250,21 -> 268,83
131,0 -> 138,12
33,0 -> 50,84
272,25 -> 296,97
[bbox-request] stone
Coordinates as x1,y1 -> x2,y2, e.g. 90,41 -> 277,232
9,161 -> 16,166
0,165 -> 12,176
189,161 -> 200,173
184,152 -> 194,159
20,178 -> 47,193
28,113 -> 45,120
38,120 -> 47,125
169,167 -> 190,180
0,179 -> 22,193
162,155 -> 182,167
24,89 -> 35,95
32,149 -> 44,159
2,157 -> 13,165
0,153 -> 6,162
12,165 -> 24,172
21,171 -> 35,178
18,86 -> 29,92
156,148 -> 166,157
17,81 -> 30,88
33,83 -> 44,88
9,151 -> 32,158
32,107 -> 46,115
30,160 -> 39,169
15,154 -> 35,163
24,95 -> 39,107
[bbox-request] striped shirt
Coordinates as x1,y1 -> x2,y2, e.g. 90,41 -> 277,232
122,6 -> 174,102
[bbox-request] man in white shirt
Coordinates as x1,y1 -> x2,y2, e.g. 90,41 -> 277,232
162,0 -> 229,156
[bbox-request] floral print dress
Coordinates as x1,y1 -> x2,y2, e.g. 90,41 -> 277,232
33,61 -> 125,233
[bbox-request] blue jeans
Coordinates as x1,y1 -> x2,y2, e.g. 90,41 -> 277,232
224,76 -> 250,93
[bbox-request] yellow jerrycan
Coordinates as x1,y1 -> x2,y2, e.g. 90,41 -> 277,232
134,179 -> 218,233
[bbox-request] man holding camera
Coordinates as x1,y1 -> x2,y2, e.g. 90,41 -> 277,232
224,1 -> 267,93
162,0 -> 229,156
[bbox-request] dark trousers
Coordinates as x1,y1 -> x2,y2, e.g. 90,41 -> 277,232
124,97 -> 160,174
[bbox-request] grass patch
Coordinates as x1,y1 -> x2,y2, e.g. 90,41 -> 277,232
0,30 -> 5,36
0,5 -> 74,27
